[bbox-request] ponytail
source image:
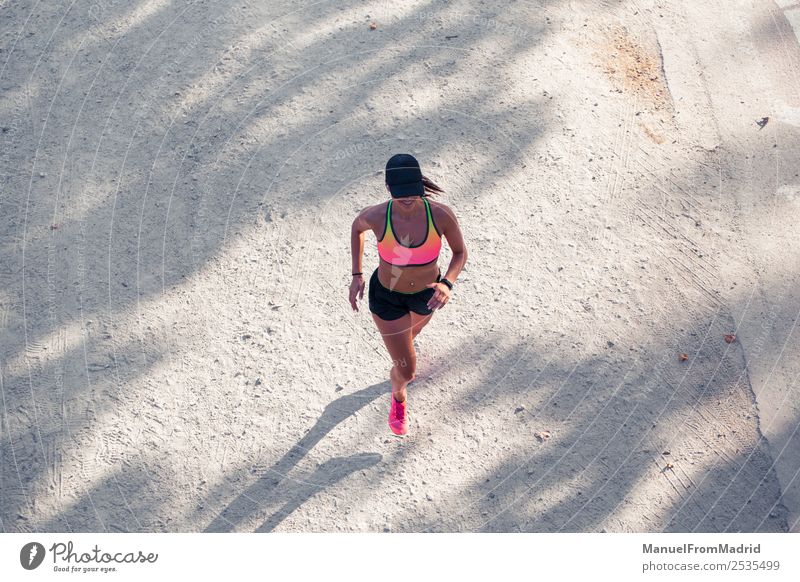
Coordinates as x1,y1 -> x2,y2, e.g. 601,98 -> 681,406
421,175 -> 444,197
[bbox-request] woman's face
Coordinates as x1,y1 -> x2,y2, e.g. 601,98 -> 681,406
395,196 -> 420,208
386,184 -> 421,208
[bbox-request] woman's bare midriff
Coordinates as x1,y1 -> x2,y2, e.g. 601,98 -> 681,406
377,258 -> 440,293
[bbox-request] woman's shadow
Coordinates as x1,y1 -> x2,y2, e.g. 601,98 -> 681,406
204,381 -> 389,532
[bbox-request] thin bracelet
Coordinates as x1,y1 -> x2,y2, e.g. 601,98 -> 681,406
352,272 -> 363,276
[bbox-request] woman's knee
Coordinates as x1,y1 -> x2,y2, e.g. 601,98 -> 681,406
393,355 -> 416,382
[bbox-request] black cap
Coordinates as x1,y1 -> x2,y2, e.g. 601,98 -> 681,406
385,153 -> 424,198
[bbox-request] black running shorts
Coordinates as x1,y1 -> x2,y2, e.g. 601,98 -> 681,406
368,268 -> 441,321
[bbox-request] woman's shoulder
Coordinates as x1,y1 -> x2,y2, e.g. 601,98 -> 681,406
425,198 -> 452,212
357,200 -> 390,229
366,200 -> 391,216
426,198 -> 456,228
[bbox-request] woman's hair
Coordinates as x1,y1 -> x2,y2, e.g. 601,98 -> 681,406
421,175 -> 444,197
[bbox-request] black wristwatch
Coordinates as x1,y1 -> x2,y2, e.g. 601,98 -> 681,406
439,278 -> 453,290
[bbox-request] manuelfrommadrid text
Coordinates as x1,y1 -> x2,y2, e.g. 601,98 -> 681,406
643,543 -> 761,554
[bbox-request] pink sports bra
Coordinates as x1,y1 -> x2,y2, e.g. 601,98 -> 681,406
377,198 -> 442,267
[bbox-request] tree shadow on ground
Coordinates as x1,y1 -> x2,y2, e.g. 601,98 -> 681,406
1,0 -> 559,532
402,293 -> 791,532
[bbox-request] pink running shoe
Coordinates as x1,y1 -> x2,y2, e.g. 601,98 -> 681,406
388,396 -> 408,435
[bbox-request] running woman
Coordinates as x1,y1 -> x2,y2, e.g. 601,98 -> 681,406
349,154 -> 468,435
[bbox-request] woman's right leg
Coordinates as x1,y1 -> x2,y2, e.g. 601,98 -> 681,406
371,313 -> 415,402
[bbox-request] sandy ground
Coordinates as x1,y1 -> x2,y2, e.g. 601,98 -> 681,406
2,0 -> 800,533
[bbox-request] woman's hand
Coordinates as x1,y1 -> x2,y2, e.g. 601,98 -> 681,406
425,281 -> 451,311
349,275 -> 365,311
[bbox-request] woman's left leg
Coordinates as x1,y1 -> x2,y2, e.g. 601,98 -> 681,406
410,311 -> 434,339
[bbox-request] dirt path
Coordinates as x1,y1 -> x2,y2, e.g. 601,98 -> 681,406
1,0 -> 797,532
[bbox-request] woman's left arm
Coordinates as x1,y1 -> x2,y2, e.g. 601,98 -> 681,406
427,205 -> 467,310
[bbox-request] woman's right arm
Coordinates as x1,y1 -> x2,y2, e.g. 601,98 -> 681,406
349,208 -> 371,311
